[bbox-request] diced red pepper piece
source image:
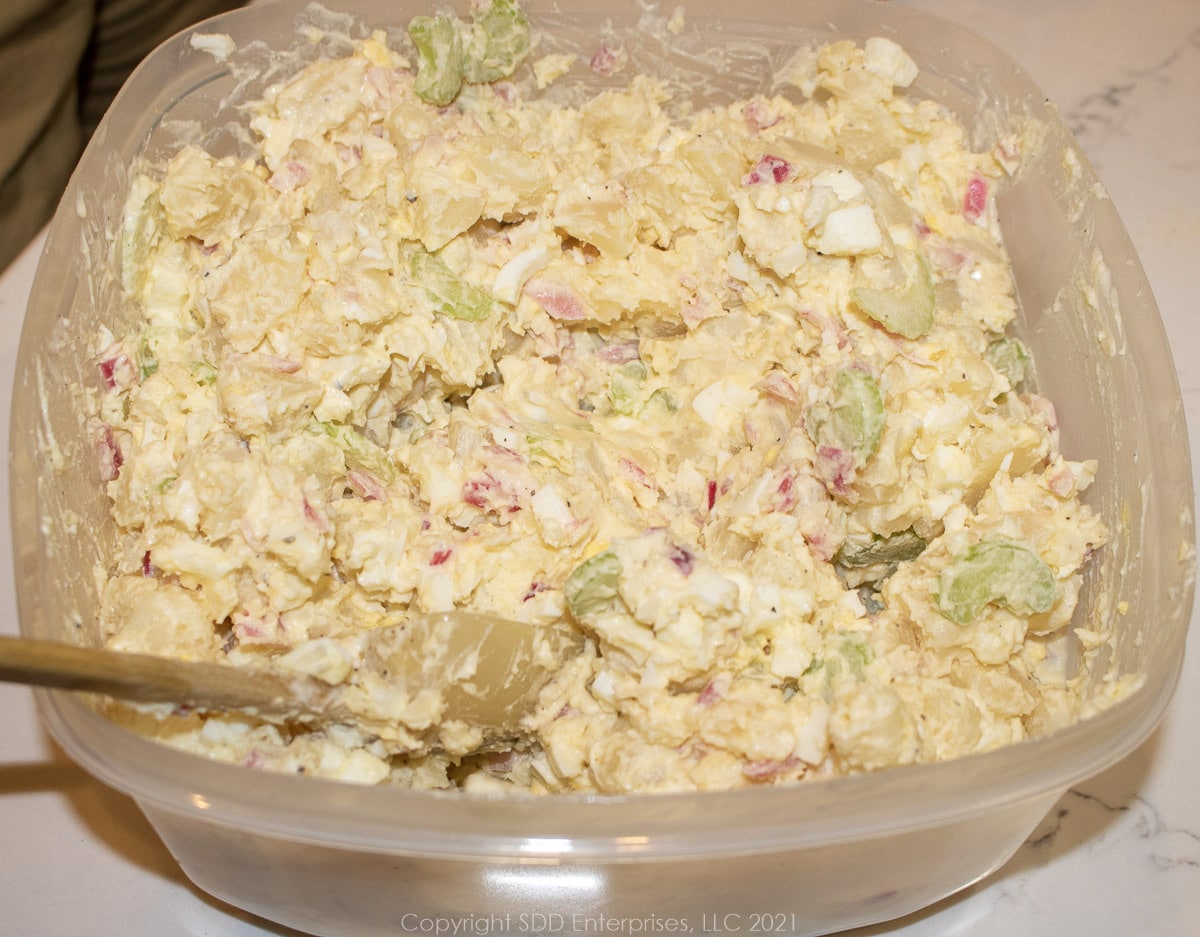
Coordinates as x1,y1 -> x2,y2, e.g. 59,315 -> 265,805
589,44 -> 619,76
524,279 -> 587,321
745,154 -> 792,186
668,544 -> 695,576
962,174 -> 988,222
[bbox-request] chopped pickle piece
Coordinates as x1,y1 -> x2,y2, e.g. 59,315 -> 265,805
837,527 -> 926,576
984,336 -> 1032,390
851,251 -> 935,339
408,14 -> 464,106
836,528 -> 926,587
411,249 -> 495,321
936,539 -> 1058,625
808,367 -> 886,462
462,0 -> 532,83
564,550 -> 622,618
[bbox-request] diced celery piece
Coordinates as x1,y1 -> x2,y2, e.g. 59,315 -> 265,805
136,331 -> 159,380
462,0 -> 531,84
120,181 -> 163,296
526,431 -> 573,472
639,387 -> 679,417
609,360 -> 648,416
191,360 -> 218,386
411,249 -> 494,321
564,550 -> 622,619
803,635 -> 874,682
408,14 -> 464,106
984,336 -> 1031,390
408,1 -> 530,104
307,421 -> 397,483
135,326 -> 184,381
838,635 -> 874,678
808,367 -> 885,462
936,539 -> 1057,625
851,251 -> 935,340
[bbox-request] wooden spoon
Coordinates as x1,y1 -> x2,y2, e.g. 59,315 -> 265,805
0,612 -> 582,748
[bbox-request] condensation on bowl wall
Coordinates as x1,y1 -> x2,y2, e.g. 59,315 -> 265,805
8,1 -> 1194,935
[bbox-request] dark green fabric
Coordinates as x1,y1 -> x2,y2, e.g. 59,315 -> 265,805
0,0 -> 91,271
1,0 -> 244,272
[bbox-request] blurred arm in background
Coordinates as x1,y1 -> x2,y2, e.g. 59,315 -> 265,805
0,0 -> 245,272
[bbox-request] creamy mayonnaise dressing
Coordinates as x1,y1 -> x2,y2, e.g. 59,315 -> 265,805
92,6 -> 1113,793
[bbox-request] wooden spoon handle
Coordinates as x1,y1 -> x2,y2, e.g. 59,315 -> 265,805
0,635 -> 299,713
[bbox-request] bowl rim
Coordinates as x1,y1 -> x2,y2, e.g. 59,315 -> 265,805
34,655 -> 1183,860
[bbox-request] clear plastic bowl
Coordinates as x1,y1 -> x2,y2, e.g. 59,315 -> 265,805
8,2 -> 1194,935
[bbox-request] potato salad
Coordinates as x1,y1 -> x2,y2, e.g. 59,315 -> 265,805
93,1 -> 1111,793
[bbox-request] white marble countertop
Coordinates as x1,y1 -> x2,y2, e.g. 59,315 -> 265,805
1,1 -> 1197,934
